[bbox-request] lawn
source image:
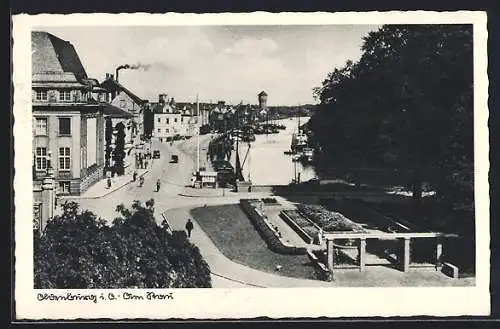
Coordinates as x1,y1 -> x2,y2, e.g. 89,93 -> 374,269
190,205 -> 318,280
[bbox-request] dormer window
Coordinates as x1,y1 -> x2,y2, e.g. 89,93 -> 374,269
35,90 -> 48,101
59,90 -> 72,102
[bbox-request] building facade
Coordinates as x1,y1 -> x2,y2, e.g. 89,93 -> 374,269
100,74 -> 147,143
151,95 -> 198,141
32,31 -> 131,233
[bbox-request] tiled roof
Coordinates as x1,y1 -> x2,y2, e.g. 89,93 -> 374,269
32,72 -> 80,83
32,82 -> 88,89
101,104 -> 135,118
100,78 -> 146,106
32,31 -> 88,80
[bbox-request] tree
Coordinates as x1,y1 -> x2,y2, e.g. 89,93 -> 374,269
113,122 -> 126,175
34,200 -> 212,289
310,25 -> 473,211
104,118 -> 113,170
143,107 -> 154,139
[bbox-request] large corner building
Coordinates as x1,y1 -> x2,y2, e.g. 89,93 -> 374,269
32,31 -> 132,232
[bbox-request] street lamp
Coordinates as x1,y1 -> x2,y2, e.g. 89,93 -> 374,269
46,150 -> 54,177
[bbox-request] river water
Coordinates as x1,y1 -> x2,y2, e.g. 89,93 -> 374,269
230,117 -> 317,186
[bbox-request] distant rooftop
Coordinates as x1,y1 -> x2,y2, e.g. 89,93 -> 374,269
100,77 -> 147,106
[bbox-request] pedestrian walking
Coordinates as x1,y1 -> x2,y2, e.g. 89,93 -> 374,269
139,176 -> 144,187
156,178 -> 161,192
107,177 -> 112,189
185,218 -> 194,238
132,171 -> 137,182
144,159 -> 149,169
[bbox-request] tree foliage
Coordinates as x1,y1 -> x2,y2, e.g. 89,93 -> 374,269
34,200 -> 212,289
143,107 -> 154,139
309,24 -> 473,209
104,118 -> 113,170
113,122 -> 126,175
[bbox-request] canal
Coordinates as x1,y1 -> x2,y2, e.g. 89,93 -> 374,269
230,117 -> 317,186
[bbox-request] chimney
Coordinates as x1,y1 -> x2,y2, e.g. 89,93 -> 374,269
115,68 -> 119,83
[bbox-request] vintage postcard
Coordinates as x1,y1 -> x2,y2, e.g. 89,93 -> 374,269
12,11 -> 490,320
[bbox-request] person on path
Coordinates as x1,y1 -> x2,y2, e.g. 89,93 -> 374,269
132,171 -> 137,182
107,177 -> 112,189
139,176 -> 144,187
185,218 -> 194,238
156,178 -> 161,192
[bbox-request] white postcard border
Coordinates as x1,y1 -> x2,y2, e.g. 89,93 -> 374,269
13,11 -> 490,319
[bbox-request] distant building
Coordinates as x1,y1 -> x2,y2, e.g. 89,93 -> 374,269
31,31 -> 132,233
258,91 -> 268,110
100,75 -> 147,141
151,95 -> 198,141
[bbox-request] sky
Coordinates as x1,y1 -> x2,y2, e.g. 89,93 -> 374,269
37,25 -> 380,106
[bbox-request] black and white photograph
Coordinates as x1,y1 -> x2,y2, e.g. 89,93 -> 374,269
13,11 -> 490,319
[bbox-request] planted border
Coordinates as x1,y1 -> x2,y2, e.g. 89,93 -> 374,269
280,210 -> 317,244
240,199 -> 307,255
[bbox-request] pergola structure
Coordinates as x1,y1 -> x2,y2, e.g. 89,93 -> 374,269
323,231 -> 460,273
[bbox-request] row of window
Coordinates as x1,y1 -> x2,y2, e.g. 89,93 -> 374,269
34,147 -> 71,171
35,117 -> 71,135
157,117 -> 183,124
35,90 -> 75,102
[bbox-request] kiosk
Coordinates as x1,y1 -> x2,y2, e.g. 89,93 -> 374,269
191,171 -> 217,188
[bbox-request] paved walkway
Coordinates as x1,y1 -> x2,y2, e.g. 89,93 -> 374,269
162,204 -> 474,287
162,206 -> 332,288
60,168 -> 151,200
59,137 -> 475,288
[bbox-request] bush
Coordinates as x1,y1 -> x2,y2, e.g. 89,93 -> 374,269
297,204 -> 364,232
34,200 -> 211,288
240,200 -> 307,255
261,197 -> 278,204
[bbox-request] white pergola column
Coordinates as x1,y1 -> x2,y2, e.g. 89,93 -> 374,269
358,238 -> 367,271
402,237 -> 411,272
436,239 -> 443,267
327,239 -> 334,272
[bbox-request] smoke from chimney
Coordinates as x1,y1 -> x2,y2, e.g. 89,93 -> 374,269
115,63 -> 155,83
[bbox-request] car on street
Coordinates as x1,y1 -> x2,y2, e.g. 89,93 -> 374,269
153,150 -> 161,159
171,155 -> 179,163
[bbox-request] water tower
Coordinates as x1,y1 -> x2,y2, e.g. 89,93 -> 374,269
258,91 -> 268,110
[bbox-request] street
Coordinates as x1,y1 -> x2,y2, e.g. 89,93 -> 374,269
63,135 -> 322,287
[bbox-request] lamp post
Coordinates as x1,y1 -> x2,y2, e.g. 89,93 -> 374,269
46,150 -> 54,178
42,150 -> 56,223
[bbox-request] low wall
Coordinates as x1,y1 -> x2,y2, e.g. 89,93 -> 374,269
236,181 -> 252,192
306,250 -> 332,281
240,199 -> 306,255
280,211 -> 315,244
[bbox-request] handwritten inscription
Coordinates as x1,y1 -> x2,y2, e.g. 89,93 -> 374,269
37,291 -> 174,304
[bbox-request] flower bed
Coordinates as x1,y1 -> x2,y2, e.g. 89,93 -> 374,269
240,199 -> 307,255
296,204 -> 365,233
280,210 -> 319,244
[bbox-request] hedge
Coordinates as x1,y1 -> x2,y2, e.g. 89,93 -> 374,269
240,199 -> 307,255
